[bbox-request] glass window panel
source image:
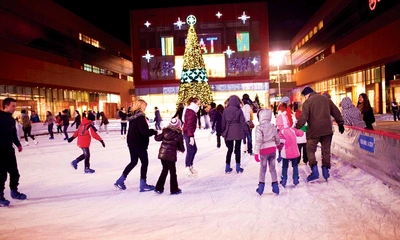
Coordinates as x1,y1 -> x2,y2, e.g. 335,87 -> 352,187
236,32 -> 250,52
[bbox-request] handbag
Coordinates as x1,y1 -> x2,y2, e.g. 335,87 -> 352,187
247,120 -> 255,129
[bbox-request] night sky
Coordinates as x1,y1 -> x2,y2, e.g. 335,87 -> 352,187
52,0 -> 326,45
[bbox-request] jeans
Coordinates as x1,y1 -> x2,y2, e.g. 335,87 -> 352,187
63,125 -> 69,139
259,153 -> 277,183
121,122 -> 127,135
76,148 -> 91,168
183,133 -> 197,167
48,123 -> 54,138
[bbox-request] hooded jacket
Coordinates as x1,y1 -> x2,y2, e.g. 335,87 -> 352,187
183,102 -> 199,138
155,126 -> 185,162
72,117 -> 102,148
254,109 -> 280,155
341,97 -> 366,128
221,95 -> 249,140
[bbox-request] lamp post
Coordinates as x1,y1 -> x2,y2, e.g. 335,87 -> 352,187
271,52 -> 283,97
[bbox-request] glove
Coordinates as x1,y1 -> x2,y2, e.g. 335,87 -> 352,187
100,140 -> 105,148
254,154 -> 260,162
189,137 -> 195,146
338,124 -> 345,134
17,146 -> 23,152
277,143 -> 284,151
67,137 -> 75,143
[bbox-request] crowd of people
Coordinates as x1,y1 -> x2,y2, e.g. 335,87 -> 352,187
1,88 -> 381,206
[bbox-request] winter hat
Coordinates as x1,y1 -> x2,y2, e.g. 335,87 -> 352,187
169,117 -> 182,129
301,86 -> 314,96
280,96 -> 290,104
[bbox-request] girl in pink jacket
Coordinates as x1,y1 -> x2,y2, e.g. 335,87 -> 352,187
276,106 -> 304,187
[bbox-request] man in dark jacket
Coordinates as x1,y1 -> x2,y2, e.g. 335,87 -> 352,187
295,87 -> 345,182
0,98 -> 26,207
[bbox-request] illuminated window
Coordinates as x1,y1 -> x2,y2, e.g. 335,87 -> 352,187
304,34 -> 309,42
83,63 -> 92,72
82,34 -> 91,44
100,69 -> 105,75
318,20 -> 324,30
313,26 -> 318,34
161,37 -> 174,56
93,66 -> 100,74
127,76 -> 133,82
91,39 -> 99,48
236,32 -> 250,52
309,30 -> 313,38
331,45 -> 335,54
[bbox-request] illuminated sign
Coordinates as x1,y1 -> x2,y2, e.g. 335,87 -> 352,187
369,0 -> 381,10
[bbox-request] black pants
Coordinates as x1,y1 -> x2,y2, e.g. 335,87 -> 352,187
0,147 -> 20,194
120,122 -> 127,135
23,126 -> 35,142
63,125 -> 69,139
76,148 -> 91,168
225,139 -> 241,165
155,160 -> 178,193
123,146 -> 149,180
297,143 -> 308,163
48,123 -> 54,138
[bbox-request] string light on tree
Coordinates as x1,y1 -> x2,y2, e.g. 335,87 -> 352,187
176,15 -> 213,106
144,21 -> 151,28
238,11 -> 250,24
174,17 -> 186,29
142,50 -> 154,63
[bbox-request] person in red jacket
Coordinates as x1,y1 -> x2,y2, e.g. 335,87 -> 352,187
68,114 -> 105,174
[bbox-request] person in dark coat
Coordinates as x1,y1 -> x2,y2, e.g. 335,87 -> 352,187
357,93 -> 375,130
99,112 -> 109,134
61,109 -> 70,140
154,118 -> 185,195
211,104 -> 224,148
154,106 -> 162,130
221,95 -> 250,174
114,99 -> 157,192
0,98 -> 26,207
182,97 -> 201,176
172,102 -> 185,124
71,110 -> 81,129
295,86 -> 344,182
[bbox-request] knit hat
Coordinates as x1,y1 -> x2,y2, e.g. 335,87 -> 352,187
169,118 -> 182,129
322,92 -> 331,99
280,96 -> 290,104
301,86 -> 314,96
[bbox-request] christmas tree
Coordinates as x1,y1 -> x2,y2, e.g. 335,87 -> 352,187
176,15 -> 213,106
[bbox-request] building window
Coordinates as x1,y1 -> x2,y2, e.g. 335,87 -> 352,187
93,66 -> 100,74
161,37 -> 174,56
83,63 -> 92,72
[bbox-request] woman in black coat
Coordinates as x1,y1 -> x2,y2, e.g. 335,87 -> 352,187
212,104 -> 224,148
357,93 -> 375,130
114,99 -> 157,192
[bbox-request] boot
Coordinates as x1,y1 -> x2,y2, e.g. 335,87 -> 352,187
322,166 -> 330,181
307,164 -> 320,182
24,141 -> 29,146
256,182 -> 265,196
0,193 -> 10,207
70,160 -> 78,170
10,189 -> 27,200
225,164 -> 233,174
114,174 -> 126,190
271,182 -> 280,195
84,168 -> 95,174
33,140 -> 38,145
139,179 -> 154,192
280,176 -> 287,188
190,166 -> 198,174
236,163 -> 244,173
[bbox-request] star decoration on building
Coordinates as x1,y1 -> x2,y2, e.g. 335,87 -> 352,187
251,58 -> 258,65
142,50 -> 154,63
238,11 -> 250,24
216,12 -> 222,18
186,15 -> 197,26
223,46 -> 235,58
144,21 -> 151,28
174,17 -> 186,29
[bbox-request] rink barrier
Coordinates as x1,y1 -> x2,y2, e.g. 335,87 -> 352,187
17,119 -> 157,137
331,124 -> 400,190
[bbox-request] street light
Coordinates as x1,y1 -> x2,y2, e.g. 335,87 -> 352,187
270,52 -> 284,97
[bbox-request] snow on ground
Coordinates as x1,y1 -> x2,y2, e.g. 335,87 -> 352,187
1,125 -> 400,240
